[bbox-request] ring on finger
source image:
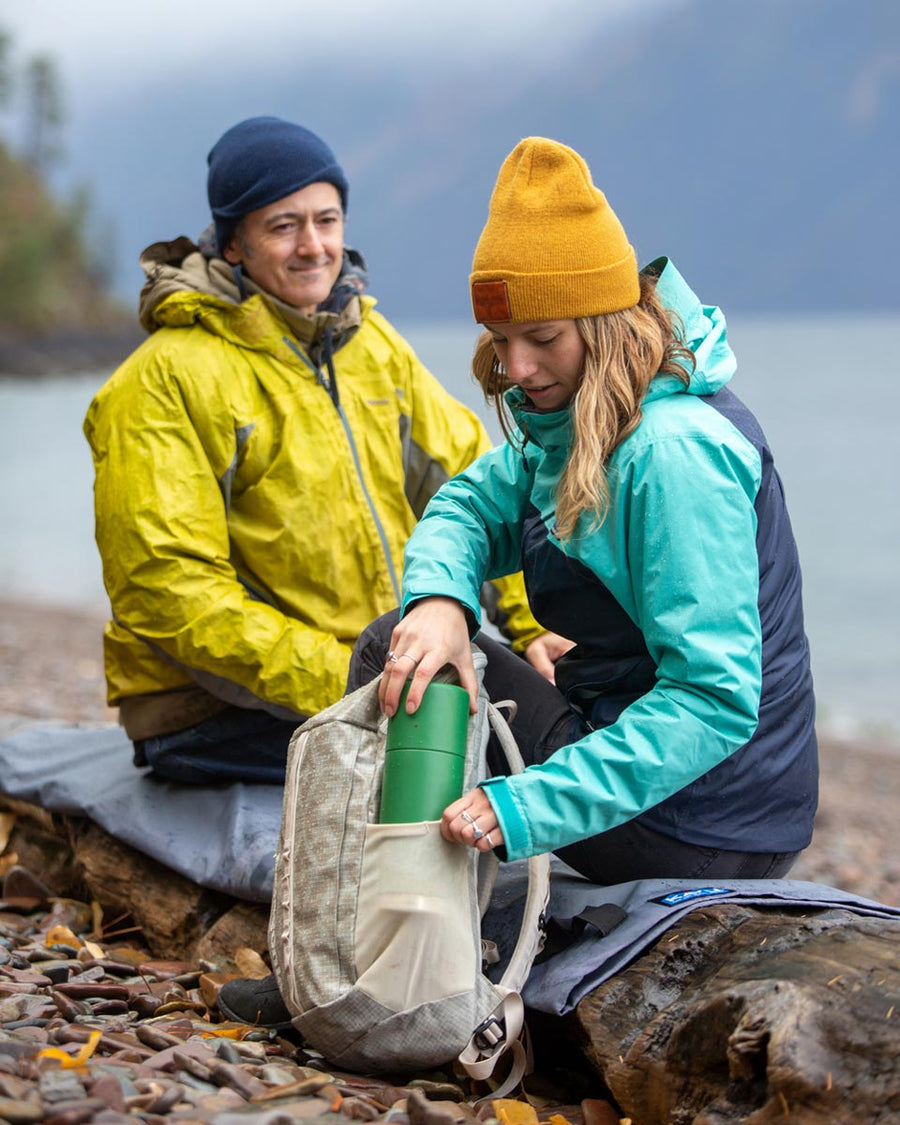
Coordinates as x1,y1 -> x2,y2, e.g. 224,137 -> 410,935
386,650 -> 399,664
471,825 -> 485,841
485,831 -> 495,849
460,810 -> 476,825
397,653 -> 419,665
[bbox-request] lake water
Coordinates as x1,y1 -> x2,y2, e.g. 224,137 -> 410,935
2,314 -> 898,745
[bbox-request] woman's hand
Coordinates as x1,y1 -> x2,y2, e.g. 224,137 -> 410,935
378,596 -> 479,717
442,787 -> 504,852
524,630 -> 576,683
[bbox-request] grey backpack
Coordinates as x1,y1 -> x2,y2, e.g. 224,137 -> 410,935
268,648 -> 550,1089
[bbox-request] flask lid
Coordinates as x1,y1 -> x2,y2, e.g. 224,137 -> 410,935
385,681 -> 469,756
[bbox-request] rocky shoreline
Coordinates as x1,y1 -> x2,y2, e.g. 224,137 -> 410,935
0,327 -> 143,380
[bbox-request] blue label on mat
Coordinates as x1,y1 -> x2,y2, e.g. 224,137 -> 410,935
655,886 -> 736,906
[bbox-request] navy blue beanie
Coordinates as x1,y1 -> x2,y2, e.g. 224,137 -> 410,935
207,116 -> 349,255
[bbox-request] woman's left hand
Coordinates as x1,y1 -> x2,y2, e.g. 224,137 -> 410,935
442,787 -> 504,852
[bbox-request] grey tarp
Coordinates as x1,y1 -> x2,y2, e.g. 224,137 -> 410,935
2,719 -> 898,1016
0,720 -> 280,901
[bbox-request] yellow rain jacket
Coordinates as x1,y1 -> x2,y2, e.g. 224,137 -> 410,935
84,238 -> 543,739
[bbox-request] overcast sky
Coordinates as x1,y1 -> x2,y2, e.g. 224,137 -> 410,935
3,0 -> 677,109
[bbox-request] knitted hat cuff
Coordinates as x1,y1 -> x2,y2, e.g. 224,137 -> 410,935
214,160 -> 347,223
471,247 -> 640,323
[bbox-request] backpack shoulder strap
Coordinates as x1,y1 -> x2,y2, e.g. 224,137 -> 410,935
458,699 -> 551,1095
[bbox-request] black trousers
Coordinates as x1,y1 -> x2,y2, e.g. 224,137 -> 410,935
348,610 -> 799,885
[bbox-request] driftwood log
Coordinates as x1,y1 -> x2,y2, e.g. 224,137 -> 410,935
566,904 -> 900,1123
3,796 -> 899,1123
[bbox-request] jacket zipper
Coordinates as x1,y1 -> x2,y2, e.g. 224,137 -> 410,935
283,335 -> 401,603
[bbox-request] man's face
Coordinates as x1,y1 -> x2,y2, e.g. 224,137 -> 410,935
224,182 -> 344,312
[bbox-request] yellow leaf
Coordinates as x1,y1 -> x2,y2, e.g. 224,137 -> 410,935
35,1048 -> 71,1066
200,1026 -> 258,1040
495,1100 -> 539,1125
37,1030 -> 102,1069
0,811 -> 16,852
0,852 -> 19,878
45,924 -> 82,949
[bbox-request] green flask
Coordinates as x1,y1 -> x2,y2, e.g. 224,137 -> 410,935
379,681 -> 469,823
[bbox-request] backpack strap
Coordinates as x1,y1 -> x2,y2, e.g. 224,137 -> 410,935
458,699 -> 551,1094
459,991 -> 528,1098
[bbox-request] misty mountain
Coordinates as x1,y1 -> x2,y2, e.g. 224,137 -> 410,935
65,0 -> 899,320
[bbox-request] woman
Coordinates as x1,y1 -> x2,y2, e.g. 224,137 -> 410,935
373,137 -> 818,882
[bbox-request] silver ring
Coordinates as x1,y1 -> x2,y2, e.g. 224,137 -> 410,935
471,825 -> 485,841
485,831 -> 496,849
386,650 -> 399,664
460,810 -> 475,825
398,653 -> 419,665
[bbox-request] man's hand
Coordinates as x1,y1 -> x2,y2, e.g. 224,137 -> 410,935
524,631 -> 576,683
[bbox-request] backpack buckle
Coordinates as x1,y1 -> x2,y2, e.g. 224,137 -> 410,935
473,1014 -> 505,1051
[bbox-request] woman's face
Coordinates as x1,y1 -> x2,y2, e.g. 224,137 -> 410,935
485,319 -> 585,412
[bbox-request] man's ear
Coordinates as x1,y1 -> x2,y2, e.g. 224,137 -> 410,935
223,238 -> 242,265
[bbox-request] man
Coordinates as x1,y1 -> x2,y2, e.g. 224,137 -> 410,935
84,116 -> 561,785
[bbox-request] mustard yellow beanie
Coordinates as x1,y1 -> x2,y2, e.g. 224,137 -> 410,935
470,137 -> 640,323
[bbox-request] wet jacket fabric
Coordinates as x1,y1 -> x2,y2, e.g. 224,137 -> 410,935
84,238 -> 543,737
401,259 -> 818,861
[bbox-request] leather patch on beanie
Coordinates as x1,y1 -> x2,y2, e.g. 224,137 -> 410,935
472,280 -> 512,323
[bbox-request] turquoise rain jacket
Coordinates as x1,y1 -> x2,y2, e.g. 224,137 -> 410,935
401,260 -> 817,862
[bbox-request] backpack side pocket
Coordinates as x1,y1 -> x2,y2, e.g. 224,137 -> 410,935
356,820 -> 477,1010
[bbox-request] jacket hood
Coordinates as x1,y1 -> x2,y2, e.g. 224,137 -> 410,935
137,237 -> 233,331
505,257 -> 735,447
644,256 -> 735,402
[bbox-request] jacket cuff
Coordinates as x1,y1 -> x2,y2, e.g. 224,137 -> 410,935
509,622 -> 547,654
481,775 -> 531,860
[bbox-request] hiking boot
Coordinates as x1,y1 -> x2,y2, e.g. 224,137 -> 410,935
216,974 -> 293,1029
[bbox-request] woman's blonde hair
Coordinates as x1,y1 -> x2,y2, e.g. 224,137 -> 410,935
472,273 -> 695,540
